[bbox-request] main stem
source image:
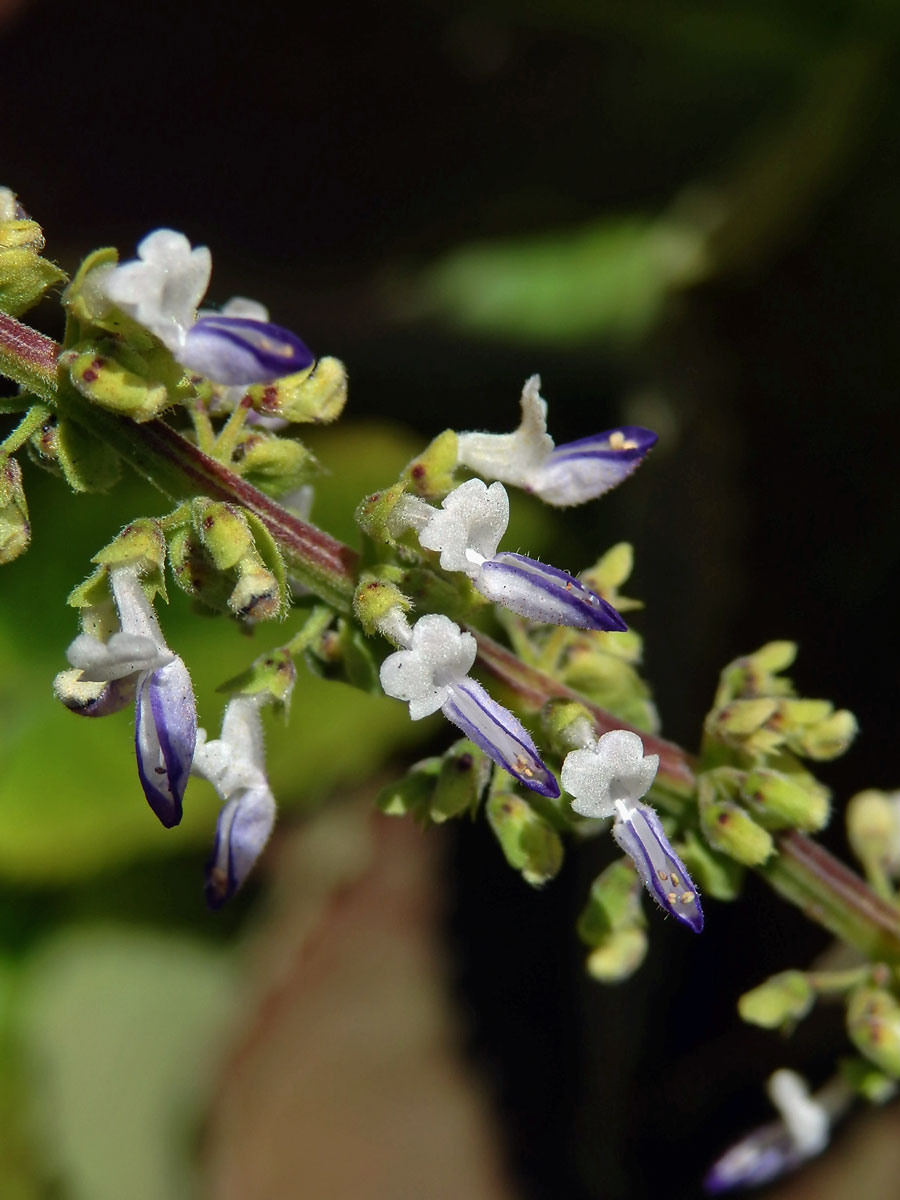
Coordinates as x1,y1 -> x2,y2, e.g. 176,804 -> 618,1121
3,311 -> 900,960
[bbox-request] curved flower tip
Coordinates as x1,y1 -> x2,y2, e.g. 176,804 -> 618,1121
536,426 -> 658,507
705,1070 -> 829,1193
442,679 -> 560,798
181,314 -> 314,386
476,552 -> 627,633
135,657 -> 197,828
204,783 -> 276,909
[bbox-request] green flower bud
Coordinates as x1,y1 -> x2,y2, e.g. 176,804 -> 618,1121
707,697 -> 779,738
738,970 -> 814,1030
94,518 -> 166,578
847,988 -> 900,1078
245,357 -> 348,424
540,699 -> 597,756
353,574 -> 412,637
62,343 -> 175,422
167,526 -> 232,611
402,429 -> 458,499
561,649 -> 658,734
355,481 -> 408,545
486,791 -> 563,886
847,790 -> 900,875
228,559 -> 282,621
232,430 -> 318,495
0,246 -> 67,317
192,500 -> 254,571
698,772 -> 774,865
741,768 -> 830,833
578,542 -> 642,614
377,758 -> 441,819
838,1056 -> 898,1104
430,740 -> 491,822
676,829 -> 745,901
577,858 -> 643,945
0,456 -> 30,564
585,928 -> 649,984
217,647 -> 297,710
713,641 -> 797,707
793,709 -> 857,761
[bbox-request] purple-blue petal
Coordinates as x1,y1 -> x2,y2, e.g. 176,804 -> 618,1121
534,427 -> 658,506
441,679 -> 559,797
476,552 -> 627,632
181,315 -> 314,386
611,802 -> 703,932
204,785 -> 275,910
704,1121 -> 804,1193
135,658 -> 197,828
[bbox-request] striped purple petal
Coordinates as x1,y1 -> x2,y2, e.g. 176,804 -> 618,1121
534,427 -> 658,507
441,678 -> 559,797
135,657 -> 197,828
704,1121 -> 806,1193
204,783 -> 276,909
611,801 -> 703,932
180,315 -> 314,385
475,552 -> 627,632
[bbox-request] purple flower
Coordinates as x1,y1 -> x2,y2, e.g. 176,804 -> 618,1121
191,695 -> 276,908
561,729 -> 703,931
456,375 -> 657,507
99,229 -> 313,385
415,478 -> 627,632
705,1070 -> 830,1192
64,565 -> 197,827
379,613 -> 559,797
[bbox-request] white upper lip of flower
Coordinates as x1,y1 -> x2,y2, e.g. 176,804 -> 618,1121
378,613 -> 477,719
561,729 -> 660,819
456,375 -> 554,489
418,478 -> 509,575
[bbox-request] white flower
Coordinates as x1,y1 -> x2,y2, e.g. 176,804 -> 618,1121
379,613 -> 476,719
418,478 -> 509,574
561,729 -> 659,819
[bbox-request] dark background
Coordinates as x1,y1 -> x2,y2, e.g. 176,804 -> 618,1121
4,0 -> 900,1196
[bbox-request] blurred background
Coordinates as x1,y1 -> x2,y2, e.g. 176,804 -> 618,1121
3,0 -> 900,1196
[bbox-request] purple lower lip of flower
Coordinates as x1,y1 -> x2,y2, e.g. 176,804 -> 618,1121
535,427 -> 658,506
204,785 -> 275,910
135,658 -> 197,828
475,552 -> 627,632
611,802 -> 704,932
181,315 -> 314,386
704,1121 -> 801,1193
441,678 -> 559,797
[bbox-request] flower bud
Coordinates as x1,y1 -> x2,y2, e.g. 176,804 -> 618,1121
167,526 -> 233,611
430,740 -> 491,822
676,829 -> 745,901
793,709 -> 857,761
232,429 -> 317,495
228,560 -> 282,620
354,481 -> 409,545
486,790 -> 563,886
353,574 -> 412,637
585,928 -> 649,983
738,970 -> 814,1030
0,456 -> 30,564
846,789 -> 900,875
838,1056 -> 898,1104
577,858 -> 643,944
540,699 -> 597,756
847,988 -> 900,1078
741,768 -> 830,833
192,499 -> 254,571
62,343 -> 175,422
698,773 -> 774,866
377,758 -> 441,818
245,356 -> 348,424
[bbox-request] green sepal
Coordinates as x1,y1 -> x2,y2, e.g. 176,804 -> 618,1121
67,564 -> 111,610
216,647 -> 297,712
167,526 -> 232,612
61,341 -> 180,423
353,574 -> 412,637
402,429 -> 458,499
62,247 -> 118,333
0,455 -> 30,564
245,356 -> 348,424
192,499 -> 254,571
585,928 -> 649,984
377,758 -> 441,819
355,481 -> 408,546
243,511 -> 288,618
577,858 -> 644,945
0,215 -> 45,252
741,766 -> 830,832
231,430 -> 318,496
430,740 -> 491,823
54,418 -> 122,493
579,542 -> 643,613
838,1056 -> 899,1104
0,247 -> 67,317
93,518 -> 167,601
847,988 -> 900,1078
738,970 -> 814,1030
486,790 -> 563,886
675,829 -> 745,901
540,699 -> 597,757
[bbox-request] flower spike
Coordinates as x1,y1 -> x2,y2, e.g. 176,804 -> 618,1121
562,729 -> 702,931
413,478 -> 627,632
100,229 -> 313,385
379,613 -> 559,797
456,375 -> 657,507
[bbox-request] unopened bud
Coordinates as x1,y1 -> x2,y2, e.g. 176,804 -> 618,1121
541,699 -> 597,755
578,542 -> 641,613
793,709 -> 857,761
402,429 -> 458,499
167,526 -> 232,611
377,758 -> 441,818
577,858 -> 643,944
847,988 -> 900,1078
585,927 -> 649,983
246,356 -> 348,424
192,500 -> 254,571
354,481 -> 407,545
486,791 -> 563,886
838,1056 -> 898,1104
62,344 -> 173,422
742,768 -> 830,833
217,647 -> 297,709
676,829 -> 745,901
228,560 -> 281,621
430,740 -> 491,822
738,970 -> 814,1030
353,574 -> 412,637
699,772 -> 774,866
847,789 -> 900,875
232,429 -> 317,495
